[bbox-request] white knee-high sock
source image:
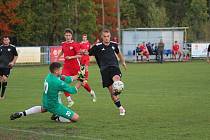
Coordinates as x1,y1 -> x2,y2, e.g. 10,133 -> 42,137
22,106 -> 42,116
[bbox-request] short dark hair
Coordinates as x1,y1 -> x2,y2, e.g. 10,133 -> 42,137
49,62 -> 62,73
101,29 -> 110,34
64,28 -> 73,34
2,35 -> 10,40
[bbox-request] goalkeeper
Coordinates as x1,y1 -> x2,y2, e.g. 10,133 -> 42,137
10,62 -> 85,123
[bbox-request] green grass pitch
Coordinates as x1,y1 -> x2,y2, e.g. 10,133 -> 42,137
0,61 -> 210,140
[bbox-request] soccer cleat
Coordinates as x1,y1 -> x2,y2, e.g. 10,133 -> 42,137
67,101 -> 74,108
119,107 -> 126,116
0,96 -> 5,100
90,90 -> 96,102
10,112 -> 22,120
51,114 -> 59,121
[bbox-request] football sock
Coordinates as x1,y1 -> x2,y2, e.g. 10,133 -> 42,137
85,70 -> 89,79
83,83 -> 91,93
21,106 -> 42,116
1,82 -> 7,97
114,100 -> 121,108
56,116 -> 71,123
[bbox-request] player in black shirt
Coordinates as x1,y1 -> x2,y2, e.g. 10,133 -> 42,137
89,29 -> 127,116
0,36 -> 18,99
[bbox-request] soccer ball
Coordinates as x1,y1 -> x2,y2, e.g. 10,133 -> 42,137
112,81 -> 124,93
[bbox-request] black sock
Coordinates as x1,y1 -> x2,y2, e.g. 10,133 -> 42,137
114,100 -> 121,108
1,82 -> 7,97
23,111 -> 26,116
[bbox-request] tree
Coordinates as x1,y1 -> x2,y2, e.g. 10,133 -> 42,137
185,0 -> 209,41
0,0 -> 23,36
147,3 -> 168,27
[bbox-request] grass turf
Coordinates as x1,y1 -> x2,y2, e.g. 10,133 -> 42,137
0,61 -> 210,140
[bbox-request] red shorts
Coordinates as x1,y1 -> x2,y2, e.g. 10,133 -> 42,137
62,64 -> 80,76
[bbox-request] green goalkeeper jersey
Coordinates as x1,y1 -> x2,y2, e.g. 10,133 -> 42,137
42,73 -> 77,111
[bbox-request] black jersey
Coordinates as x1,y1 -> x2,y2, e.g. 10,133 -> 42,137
0,44 -> 18,68
208,44 -> 210,52
89,41 -> 120,71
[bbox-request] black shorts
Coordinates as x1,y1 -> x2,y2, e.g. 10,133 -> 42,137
100,66 -> 122,88
0,68 -> 11,77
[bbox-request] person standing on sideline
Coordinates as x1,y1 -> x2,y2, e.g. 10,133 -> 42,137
157,39 -> 165,63
10,62 -> 83,122
88,29 -> 127,116
58,28 -> 96,107
207,44 -> 210,63
0,36 -> 18,99
79,34 -> 96,102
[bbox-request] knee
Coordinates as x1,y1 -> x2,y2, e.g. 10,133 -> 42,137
2,76 -> 8,82
71,113 -> 79,122
113,75 -> 120,81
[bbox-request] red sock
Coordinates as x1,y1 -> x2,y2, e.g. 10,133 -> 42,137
83,83 -> 91,93
64,92 -> 71,97
85,70 -> 89,80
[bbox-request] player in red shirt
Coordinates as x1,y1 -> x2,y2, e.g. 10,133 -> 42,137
172,41 -> 182,60
58,29 -> 96,107
138,42 -> 150,61
79,34 -> 96,100
79,34 -> 91,79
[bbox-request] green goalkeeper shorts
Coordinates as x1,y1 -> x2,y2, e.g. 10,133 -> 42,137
52,104 -> 75,120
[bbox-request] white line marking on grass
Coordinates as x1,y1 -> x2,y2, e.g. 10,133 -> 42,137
0,126 -> 102,140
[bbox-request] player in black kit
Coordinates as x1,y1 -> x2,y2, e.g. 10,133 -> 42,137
89,29 -> 127,116
0,36 -> 18,99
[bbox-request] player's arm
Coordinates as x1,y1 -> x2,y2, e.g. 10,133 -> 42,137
88,45 -> 96,56
115,46 -> 127,70
9,47 -> 18,67
58,50 -> 63,59
60,75 -> 73,84
60,81 -> 82,94
65,54 -> 81,60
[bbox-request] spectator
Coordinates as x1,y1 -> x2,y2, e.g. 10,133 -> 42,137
172,41 -> 182,61
138,42 -> 150,61
157,39 -> 165,63
135,45 -> 141,61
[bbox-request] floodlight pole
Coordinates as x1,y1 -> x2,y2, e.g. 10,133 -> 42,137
117,0 -> 121,44
101,0 -> 105,29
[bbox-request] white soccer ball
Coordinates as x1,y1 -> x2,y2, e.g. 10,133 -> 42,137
112,81 -> 124,93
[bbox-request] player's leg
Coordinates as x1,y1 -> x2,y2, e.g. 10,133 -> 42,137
102,67 -> 125,116
172,50 -> 175,59
62,65 -> 74,107
53,104 -> 79,123
81,64 -> 96,102
145,51 -> 150,61
178,50 -> 182,60
10,106 -> 47,120
0,68 -> 10,99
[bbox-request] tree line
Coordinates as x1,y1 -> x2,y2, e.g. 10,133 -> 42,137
0,0 -> 209,46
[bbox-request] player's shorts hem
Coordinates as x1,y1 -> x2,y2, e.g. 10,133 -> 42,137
101,66 -> 122,88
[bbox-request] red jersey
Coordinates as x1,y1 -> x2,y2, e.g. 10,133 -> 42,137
139,44 -> 146,51
172,44 -> 180,51
79,41 -> 91,65
61,41 -> 80,66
